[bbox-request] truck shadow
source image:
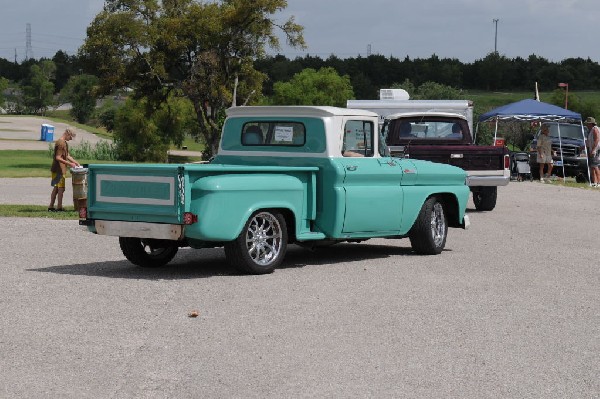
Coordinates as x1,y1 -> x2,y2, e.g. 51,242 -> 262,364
28,243 -> 421,280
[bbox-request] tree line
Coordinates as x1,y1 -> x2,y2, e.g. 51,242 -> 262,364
3,51 -> 600,103
255,53 -> 600,100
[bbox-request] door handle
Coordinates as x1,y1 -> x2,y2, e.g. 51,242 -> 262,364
346,165 -> 358,171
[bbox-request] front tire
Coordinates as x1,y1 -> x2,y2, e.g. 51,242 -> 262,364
409,197 -> 448,255
224,211 -> 288,275
119,237 -> 178,268
472,186 -> 497,211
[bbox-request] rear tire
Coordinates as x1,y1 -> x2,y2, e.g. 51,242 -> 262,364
119,237 -> 178,268
576,172 -> 588,183
409,197 -> 448,255
224,211 -> 288,275
472,186 -> 497,211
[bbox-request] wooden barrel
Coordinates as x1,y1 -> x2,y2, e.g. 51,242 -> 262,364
71,168 -> 88,212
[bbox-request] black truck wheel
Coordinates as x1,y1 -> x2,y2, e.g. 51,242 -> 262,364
472,186 -> 497,211
119,237 -> 178,267
409,197 -> 447,255
224,211 -> 288,275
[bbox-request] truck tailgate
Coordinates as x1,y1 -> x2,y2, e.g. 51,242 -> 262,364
407,145 -> 507,171
87,164 -> 184,224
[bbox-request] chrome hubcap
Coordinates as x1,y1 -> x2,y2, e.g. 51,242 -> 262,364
430,203 -> 446,247
245,213 -> 282,266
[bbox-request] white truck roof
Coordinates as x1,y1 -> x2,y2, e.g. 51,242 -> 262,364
386,111 -> 468,121
227,106 -> 378,118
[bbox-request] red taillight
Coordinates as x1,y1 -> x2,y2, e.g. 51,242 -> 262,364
504,154 -> 510,169
79,207 -> 87,219
183,212 -> 198,225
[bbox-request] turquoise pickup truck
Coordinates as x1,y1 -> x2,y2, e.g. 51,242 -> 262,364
80,106 -> 471,274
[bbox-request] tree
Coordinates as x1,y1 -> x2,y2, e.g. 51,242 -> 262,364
114,98 -> 169,162
392,79 -> 460,100
60,74 -> 99,123
413,81 -> 461,100
272,67 -> 354,106
113,94 -> 194,162
81,0 -> 305,159
96,98 -> 120,132
0,77 -> 8,108
22,60 -> 56,114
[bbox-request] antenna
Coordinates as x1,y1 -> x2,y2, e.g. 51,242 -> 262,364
25,23 -> 33,60
367,44 -> 372,57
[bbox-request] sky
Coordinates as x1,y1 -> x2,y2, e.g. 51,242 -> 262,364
0,0 -> 598,63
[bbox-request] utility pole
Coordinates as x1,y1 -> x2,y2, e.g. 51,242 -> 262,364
493,19 -> 499,54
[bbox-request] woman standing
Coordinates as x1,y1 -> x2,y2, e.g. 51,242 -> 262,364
584,117 -> 600,187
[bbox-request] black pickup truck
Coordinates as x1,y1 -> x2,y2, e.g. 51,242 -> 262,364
383,112 -> 510,211
528,122 -> 589,182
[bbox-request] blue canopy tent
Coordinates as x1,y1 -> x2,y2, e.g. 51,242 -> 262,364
476,99 -> 589,183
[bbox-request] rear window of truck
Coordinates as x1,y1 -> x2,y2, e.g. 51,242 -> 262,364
241,122 -> 306,146
386,119 -> 465,144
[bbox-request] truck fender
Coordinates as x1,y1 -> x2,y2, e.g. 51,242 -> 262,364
187,174 -> 308,242
402,187 -> 469,231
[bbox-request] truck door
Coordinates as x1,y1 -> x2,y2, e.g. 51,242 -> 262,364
338,119 -> 404,234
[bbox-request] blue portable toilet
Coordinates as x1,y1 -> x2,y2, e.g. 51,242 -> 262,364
40,124 -> 48,141
45,124 -> 55,142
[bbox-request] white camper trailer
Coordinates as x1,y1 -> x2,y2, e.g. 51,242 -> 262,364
347,89 -> 474,133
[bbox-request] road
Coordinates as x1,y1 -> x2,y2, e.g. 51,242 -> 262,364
0,181 -> 598,398
0,115 -> 203,156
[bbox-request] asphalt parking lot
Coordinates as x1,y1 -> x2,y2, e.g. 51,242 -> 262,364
0,180 -> 598,398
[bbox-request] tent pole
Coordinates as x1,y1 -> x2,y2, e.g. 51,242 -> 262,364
494,118 -> 498,145
556,123 -> 566,180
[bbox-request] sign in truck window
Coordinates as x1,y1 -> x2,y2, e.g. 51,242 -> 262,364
241,122 -> 305,146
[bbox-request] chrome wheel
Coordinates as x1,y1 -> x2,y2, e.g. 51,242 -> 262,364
409,197 -> 448,255
225,210 -> 288,274
430,202 -> 446,248
245,212 -> 284,266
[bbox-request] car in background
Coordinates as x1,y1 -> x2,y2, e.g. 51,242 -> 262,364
529,122 -> 589,182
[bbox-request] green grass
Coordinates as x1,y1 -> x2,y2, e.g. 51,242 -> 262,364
0,204 -> 79,219
464,90 -> 600,116
0,150 -> 53,177
170,136 -> 206,153
526,176 -> 597,190
0,150 -> 125,178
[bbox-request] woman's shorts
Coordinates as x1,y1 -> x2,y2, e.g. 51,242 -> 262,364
589,153 -> 600,167
537,153 -> 553,164
51,172 -> 65,188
